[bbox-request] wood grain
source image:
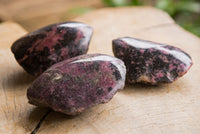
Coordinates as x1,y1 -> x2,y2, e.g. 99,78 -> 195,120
0,0 -> 102,31
1,7 -> 200,134
0,22 -> 49,134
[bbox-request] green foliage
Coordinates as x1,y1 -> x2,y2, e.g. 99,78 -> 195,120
68,7 -> 93,15
176,12 -> 200,37
102,0 -> 200,37
155,0 -> 176,16
156,0 -> 200,16
156,0 -> 200,37
182,23 -> 200,37
102,0 -> 142,7
176,1 -> 200,13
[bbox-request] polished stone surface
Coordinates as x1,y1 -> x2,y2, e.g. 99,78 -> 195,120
11,22 -> 93,76
112,37 -> 193,84
27,54 -> 126,115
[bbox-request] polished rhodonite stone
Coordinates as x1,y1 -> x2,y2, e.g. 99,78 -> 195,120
112,37 -> 193,85
27,54 -> 126,115
11,22 -> 93,76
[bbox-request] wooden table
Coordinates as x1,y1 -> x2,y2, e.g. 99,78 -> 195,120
0,0 -> 102,31
1,7 -> 200,134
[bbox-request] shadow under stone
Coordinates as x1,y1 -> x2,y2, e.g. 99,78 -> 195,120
2,70 -> 36,90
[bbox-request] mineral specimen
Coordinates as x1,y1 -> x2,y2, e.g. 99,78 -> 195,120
112,37 -> 193,85
11,22 -> 93,76
27,54 -> 126,115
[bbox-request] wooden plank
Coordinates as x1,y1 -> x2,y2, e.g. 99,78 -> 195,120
0,22 -> 49,134
38,7 -> 200,134
1,7 -> 200,134
0,22 -> 27,49
0,0 -> 102,31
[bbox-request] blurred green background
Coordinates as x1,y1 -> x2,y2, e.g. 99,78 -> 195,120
102,0 -> 200,37
0,0 -> 199,37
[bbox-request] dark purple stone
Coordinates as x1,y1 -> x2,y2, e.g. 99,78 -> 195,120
11,22 -> 93,76
27,54 -> 126,115
112,37 -> 193,85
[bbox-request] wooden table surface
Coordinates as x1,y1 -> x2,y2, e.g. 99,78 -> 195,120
0,7 -> 200,134
0,0 -> 102,31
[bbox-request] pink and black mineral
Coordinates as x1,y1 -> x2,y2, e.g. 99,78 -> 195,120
112,37 -> 193,85
27,54 -> 126,115
11,22 -> 93,76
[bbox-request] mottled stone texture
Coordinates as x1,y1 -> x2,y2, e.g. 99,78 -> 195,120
27,54 -> 126,115
112,37 -> 193,85
11,22 -> 93,76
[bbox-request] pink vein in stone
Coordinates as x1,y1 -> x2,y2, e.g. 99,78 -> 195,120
28,27 -> 67,54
